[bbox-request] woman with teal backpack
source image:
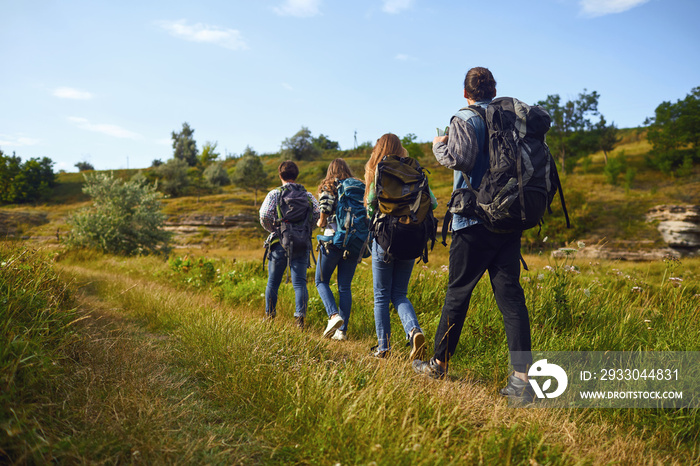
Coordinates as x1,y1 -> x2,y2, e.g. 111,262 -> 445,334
315,158 -> 368,341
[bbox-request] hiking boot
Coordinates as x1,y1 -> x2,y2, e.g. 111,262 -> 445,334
408,329 -> 426,361
412,357 -> 447,379
295,316 -> 305,330
499,374 -> 536,404
370,345 -> 390,359
331,329 -> 347,341
323,314 -> 344,339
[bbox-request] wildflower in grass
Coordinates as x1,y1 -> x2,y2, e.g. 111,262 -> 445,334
584,289 -> 591,297
557,247 -> 577,256
577,241 -> 586,249
668,277 -> 683,287
537,273 -> 545,280
543,236 -> 548,243
543,265 -> 553,271
631,286 -> 643,293
522,276 -> 531,283
440,264 -> 448,273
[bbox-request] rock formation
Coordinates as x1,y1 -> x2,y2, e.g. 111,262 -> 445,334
646,205 -> 700,255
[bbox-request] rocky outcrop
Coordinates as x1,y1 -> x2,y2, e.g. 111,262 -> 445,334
646,205 -> 700,253
164,213 -> 258,233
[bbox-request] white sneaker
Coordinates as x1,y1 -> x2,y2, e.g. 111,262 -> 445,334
323,314 -> 344,339
331,329 -> 347,341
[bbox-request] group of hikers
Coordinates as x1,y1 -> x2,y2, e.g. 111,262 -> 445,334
258,67 -> 568,402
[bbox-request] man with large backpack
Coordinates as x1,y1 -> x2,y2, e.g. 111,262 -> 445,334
260,160 -> 320,329
414,67 -> 565,402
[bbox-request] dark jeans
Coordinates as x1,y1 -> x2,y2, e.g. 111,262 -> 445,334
433,225 -> 532,372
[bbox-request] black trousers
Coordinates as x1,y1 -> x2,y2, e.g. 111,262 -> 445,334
433,225 -> 532,372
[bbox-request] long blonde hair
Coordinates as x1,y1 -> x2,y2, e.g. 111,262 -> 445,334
318,158 -> 354,195
364,133 -> 406,204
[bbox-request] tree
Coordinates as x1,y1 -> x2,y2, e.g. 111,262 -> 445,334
0,150 -> 56,204
280,126 -> 320,161
155,157 -> 190,197
537,89 -> 601,174
232,148 -> 269,206
595,116 -> 621,165
199,141 -> 220,166
66,172 -> 171,256
203,162 -> 230,187
401,133 -> 424,160
312,133 -> 340,151
645,86 -> 700,174
75,161 -> 95,171
171,122 -> 198,166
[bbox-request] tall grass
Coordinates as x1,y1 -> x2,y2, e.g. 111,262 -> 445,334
4,242 -> 700,463
0,243 -> 75,462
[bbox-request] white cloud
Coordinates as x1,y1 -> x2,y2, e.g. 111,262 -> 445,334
0,134 -> 40,147
382,0 -> 414,14
156,20 -> 248,50
273,0 -> 322,17
68,117 -> 141,139
579,0 -> 650,17
395,53 -> 417,61
53,87 -> 93,100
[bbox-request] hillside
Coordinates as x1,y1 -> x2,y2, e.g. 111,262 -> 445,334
1,131 -> 699,258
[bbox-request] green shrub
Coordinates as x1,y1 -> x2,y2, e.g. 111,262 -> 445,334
66,173 -> 172,256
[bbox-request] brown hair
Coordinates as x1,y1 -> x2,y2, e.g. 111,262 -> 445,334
464,67 -> 497,101
278,160 -> 299,181
364,133 -> 406,204
318,158 -> 354,195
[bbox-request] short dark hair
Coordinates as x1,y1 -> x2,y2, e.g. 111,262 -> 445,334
464,67 -> 497,101
278,160 -> 299,181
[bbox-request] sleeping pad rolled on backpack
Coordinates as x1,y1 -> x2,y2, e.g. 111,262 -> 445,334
371,155 -> 437,263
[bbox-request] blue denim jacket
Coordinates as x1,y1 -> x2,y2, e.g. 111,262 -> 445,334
450,100 -> 490,231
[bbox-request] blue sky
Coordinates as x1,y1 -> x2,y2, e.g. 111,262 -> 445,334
1,0 -> 698,172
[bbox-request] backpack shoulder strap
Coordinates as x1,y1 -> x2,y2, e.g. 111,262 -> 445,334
453,107 -> 482,123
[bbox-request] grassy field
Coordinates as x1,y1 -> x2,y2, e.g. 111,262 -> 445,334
2,134 -> 700,463
2,241 -> 699,464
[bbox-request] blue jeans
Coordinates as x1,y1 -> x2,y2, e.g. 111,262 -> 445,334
315,243 -> 360,332
371,240 -> 422,352
265,242 -> 310,318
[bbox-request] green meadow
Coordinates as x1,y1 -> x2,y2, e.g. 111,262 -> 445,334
2,134 -> 700,464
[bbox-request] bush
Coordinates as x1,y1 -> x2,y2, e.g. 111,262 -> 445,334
604,152 -> 627,186
203,162 -> 230,187
66,173 -> 172,256
155,158 -> 190,197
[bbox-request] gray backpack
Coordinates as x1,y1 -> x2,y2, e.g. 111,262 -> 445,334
445,97 -> 570,235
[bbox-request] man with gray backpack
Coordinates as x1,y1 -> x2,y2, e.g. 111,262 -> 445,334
413,67 -> 568,403
260,160 -> 320,329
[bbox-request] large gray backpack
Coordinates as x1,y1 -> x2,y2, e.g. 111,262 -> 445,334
445,97 -> 570,235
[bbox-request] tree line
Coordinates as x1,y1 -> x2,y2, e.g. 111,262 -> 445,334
1,86 -> 699,206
